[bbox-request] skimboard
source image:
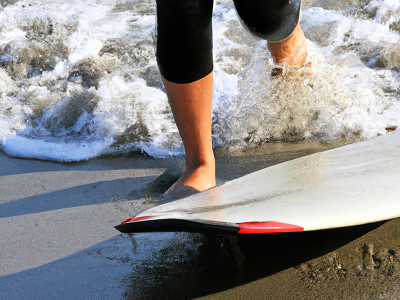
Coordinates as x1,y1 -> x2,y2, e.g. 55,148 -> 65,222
116,131 -> 400,235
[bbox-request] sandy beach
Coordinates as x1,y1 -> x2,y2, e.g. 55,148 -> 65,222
2,142 -> 400,299
1,0 -> 400,297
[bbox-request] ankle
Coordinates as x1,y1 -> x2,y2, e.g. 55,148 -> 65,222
185,151 -> 215,171
183,160 -> 216,192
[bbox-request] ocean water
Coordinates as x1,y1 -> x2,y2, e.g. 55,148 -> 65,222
0,0 -> 399,161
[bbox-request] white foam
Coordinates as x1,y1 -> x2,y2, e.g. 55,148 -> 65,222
3,134 -> 114,161
93,75 -> 181,156
366,0 -> 400,25
0,0 -> 399,161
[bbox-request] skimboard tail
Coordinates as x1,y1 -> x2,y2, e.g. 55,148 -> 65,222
115,217 -> 304,235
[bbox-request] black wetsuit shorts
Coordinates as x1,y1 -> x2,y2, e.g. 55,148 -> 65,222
156,0 -> 301,84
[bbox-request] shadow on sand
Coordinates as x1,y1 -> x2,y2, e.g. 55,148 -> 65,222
122,221 -> 384,299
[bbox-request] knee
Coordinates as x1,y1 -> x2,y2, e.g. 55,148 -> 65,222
234,0 -> 301,41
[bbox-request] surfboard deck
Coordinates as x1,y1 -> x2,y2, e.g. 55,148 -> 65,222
116,131 -> 400,235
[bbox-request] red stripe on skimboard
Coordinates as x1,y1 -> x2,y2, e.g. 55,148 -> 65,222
237,221 -> 304,233
119,216 -> 154,225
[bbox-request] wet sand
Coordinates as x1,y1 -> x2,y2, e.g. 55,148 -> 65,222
1,142 -> 400,299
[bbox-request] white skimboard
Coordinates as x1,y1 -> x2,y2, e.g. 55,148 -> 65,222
116,131 -> 400,235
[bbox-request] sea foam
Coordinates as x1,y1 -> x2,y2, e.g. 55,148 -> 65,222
0,0 -> 399,161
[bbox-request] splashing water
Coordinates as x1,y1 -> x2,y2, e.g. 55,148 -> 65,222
0,0 -> 399,161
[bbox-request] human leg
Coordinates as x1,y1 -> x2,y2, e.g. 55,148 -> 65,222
156,0 -> 215,192
233,0 -> 307,67
161,74 -> 215,192
156,0 -> 308,194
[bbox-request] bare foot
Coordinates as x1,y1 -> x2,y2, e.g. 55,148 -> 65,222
267,21 -> 307,68
182,161 -> 216,192
163,159 -> 216,196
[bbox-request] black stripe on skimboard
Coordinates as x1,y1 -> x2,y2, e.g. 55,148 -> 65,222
115,216 -> 304,235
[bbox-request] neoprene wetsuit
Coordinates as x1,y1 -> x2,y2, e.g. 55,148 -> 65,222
156,0 -> 301,84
